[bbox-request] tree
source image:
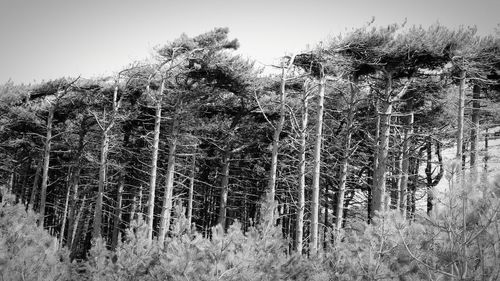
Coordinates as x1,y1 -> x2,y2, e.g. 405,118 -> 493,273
267,54 -> 296,200
295,79 -> 312,253
30,78 -> 79,227
91,79 -> 123,240
334,24 -> 460,219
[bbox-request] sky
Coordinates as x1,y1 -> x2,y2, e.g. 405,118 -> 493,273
0,0 -> 499,84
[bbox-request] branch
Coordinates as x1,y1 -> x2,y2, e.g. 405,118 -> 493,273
253,90 -> 275,130
391,78 -> 414,103
396,227 -> 457,278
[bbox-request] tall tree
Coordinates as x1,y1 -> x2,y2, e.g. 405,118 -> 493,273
267,54 -> 296,200
295,79 -> 312,253
146,76 -> 165,243
92,79 -> 123,240
310,65 -> 326,254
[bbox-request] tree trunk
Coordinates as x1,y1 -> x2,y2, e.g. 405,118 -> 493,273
425,136 -> 433,214
267,65 -> 288,200
111,169 -> 125,249
456,70 -> 466,163
146,80 -> 164,243
371,90 -> 392,218
72,198 -> 89,257
92,84 -> 120,240
296,89 -> 309,254
335,78 -> 356,232
92,132 -> 109,239
59,169 -> 72,247
310,73 -> 326,255
7,171 -> 14,197
130,185 -> 143,222
394,142 -> 403,211
158,115 -> 178,246
66,167 -> 81,247
39,105 -> 54,227
66,120 -> 86,244
218,150 -> 231,229
400,113 -> 413,218
483,127 -> 489,175
470,85 -> 480,182
29,161 -> 41,210
409,157 -> 419,220
187,154 -> 196,227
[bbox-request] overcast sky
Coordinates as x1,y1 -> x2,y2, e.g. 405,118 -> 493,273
1,0 -> 499,84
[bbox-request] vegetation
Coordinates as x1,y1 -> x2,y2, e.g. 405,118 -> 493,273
1,23 -> 500,280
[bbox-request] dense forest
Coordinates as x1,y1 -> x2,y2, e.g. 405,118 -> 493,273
1,24 -> 500,280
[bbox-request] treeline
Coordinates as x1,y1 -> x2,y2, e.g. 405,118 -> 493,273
1,24 -> 500,269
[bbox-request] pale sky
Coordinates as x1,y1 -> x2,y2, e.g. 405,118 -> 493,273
1,0 -> 499,84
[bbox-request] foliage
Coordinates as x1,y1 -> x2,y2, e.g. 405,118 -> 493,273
82,200 -> 317,281
0,24 -> 500,280
0,187 -> 71,281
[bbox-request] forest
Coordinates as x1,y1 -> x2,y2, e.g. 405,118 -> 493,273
1,23 -> 500,280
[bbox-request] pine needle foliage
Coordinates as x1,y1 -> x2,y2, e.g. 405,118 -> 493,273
0,187 -> 71,281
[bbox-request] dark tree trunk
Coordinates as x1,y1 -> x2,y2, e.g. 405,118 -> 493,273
218,150 -> 231,229
470,85 -> 480,181
29,161 -> 42,210
111,169 -> 125,249
187,154 -> 196,227
425,137 -> 433,214
92,131 -> 109,239
457,70 -> 466,164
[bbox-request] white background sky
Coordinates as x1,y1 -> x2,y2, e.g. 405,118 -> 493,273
1,0 -> 499,84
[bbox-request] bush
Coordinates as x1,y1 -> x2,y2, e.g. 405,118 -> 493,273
0,188 -> 71,281
84,201 -> 315,281
4,174 -> 500,280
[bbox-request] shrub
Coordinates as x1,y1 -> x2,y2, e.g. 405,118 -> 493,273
0,187 -> 71,281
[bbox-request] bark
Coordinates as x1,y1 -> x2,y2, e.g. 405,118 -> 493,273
372,76 -> 413,219
335,77 -> 356,232
267,57 -> 295,200
218,149 -> 231,229
371,95 -> 392,218
409,156 -> 419,220
456,70 -> 466,162
92,132 -> 109,239
92,83 -> 120,240
7,172 -> 14,196
39,104 -> 54,227
296,89 -> 309,254
66,121 -> 86,246
73,199 -> 89,257
367,162 -> 374,223
66,190 -> 83,249
426,141 -> 444,215
28,161 -> 41,210
310,72 -> 326,255
484,127 -> 489,174
394,142 -> 403,211
146,79 -> 164,243
400,113 -> 413,218
130,184 -> 143,222
111,169 -> 125,249
372,99 -> 380,187
158,114 -> 179,245
187,154 -> 196,227
59,169 -> 72,247
425,137 -> 433,214
19,164 -> 30,204
323,184 -> 329,249
470,85 -> 480,181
